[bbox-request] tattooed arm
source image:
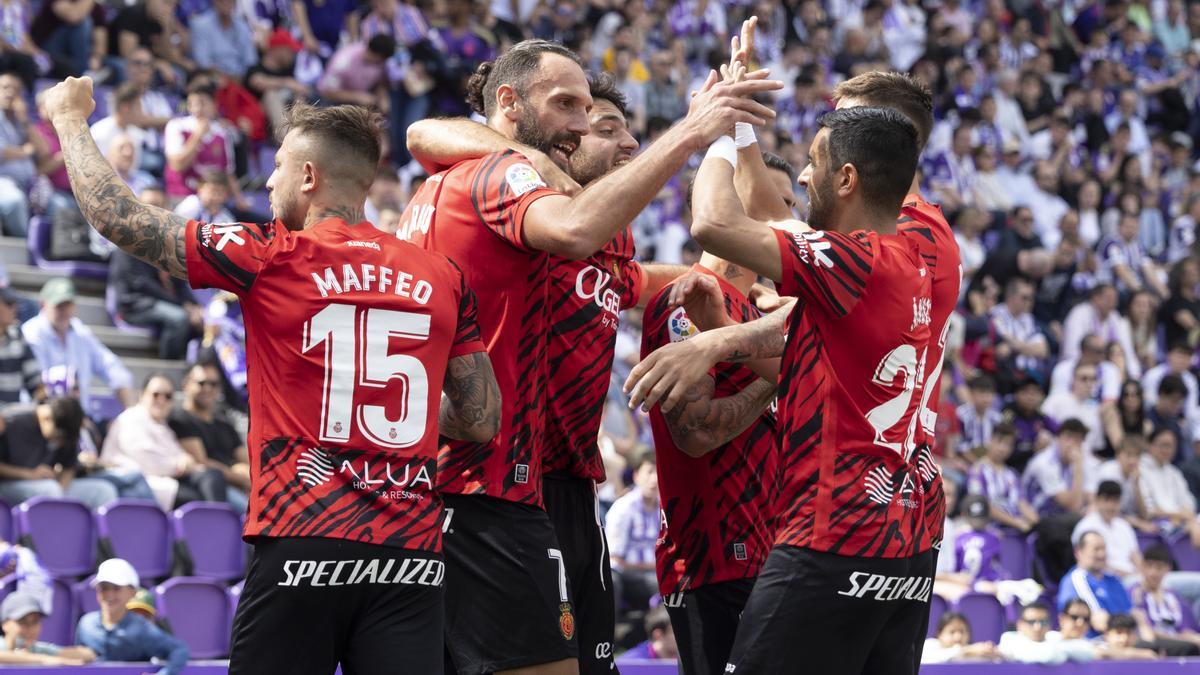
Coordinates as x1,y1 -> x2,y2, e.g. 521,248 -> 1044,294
45,78 -> 188,278
440,351 -> 501,443
663,375 -> 776,457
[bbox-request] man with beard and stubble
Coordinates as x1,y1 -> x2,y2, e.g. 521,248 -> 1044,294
40,77 -> 501,674
396,38 -> 780,675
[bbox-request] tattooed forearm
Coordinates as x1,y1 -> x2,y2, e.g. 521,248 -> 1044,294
664,376 -> 776,457
710,299 -> 795,363
440,351 -> 501,442
56,117 -> 189,278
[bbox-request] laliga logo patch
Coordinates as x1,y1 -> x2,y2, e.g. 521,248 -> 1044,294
668,307 -> 698,343
559,603 -> 575,640
505,163 -> 546,196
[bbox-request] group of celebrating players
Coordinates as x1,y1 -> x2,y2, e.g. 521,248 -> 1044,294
34,14 -> 960,675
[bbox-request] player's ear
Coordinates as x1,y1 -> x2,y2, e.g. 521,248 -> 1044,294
300,160 -> 317,194
496,83 -> 520,122
835,163 -> 857,199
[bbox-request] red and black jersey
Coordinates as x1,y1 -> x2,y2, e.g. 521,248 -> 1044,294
542,229 -> 644,482
771,227 -> 933,558
642,265 -> 777,595
898,193 -> 962,550
398,150 -> 557,507
185,217 -> 485,552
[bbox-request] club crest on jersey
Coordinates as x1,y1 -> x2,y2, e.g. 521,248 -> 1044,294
505,163 -> 546,196
514,463 -> 530,484
559,603 -> 575,640
668,307 -> 698,343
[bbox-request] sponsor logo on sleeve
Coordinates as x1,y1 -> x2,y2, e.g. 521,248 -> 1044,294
668,307 -> 698,343
506,163 -> 547,196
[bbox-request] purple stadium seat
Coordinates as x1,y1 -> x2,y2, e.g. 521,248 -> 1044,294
1169,536 -> 1200,572
104,283 -> 155,337
999,530 -> 1029,579
40,578 -> 76,646
13,497 -> 96,577
26,216 -> 109,280
0,500 -> 12,542
172,502 -> 245,580
1137,531 -> 1165,552
927,594 -> 949,637
155,577 -> 232,658
74,576 -> 99,621
96,499 -> 173,581
1180,595 -> 1199,632
229,578 -> 244,616
956,592 -> 1006,643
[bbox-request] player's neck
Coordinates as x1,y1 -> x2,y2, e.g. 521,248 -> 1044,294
908,176 -> 920,197
698,254 -> 754,296
303,204 -> 365,230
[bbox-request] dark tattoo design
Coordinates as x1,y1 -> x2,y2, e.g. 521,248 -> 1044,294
723,264 -> 741,280
304,205 -> 366,230
664,376 -> 776,456
716,300 -> 795,363
440,351 -> 501,442
57,118 -> 190,278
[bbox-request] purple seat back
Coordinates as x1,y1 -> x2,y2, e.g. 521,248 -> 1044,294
927,594 -> 949,637
73,576 -> 100,620
14,497 -> 95,577
27,216 -> 109,279
1137,531 -> 1165,552
155,577 -> 231,658
228,578 -> 244,617
40,578 -> 76,646
104,283 -> 155,336
1170,537 -> 1200,572
0,501 -> 12,542
96,499 -> 173,581
172,502 -> 245,580
1000,530 -> 1029,579
956,592 -> 1006,643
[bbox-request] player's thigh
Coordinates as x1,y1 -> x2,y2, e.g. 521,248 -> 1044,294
342,582 -> 445,675
668,579 -> 755,675
860,551 -> 935,675
443,495 -> 578,675
725,547 -> 893,675
229,539 -> 345,675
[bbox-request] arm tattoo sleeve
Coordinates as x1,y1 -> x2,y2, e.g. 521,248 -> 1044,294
713,300 -> 795,363
440,351 -> 501,442
57,117 -> 190,278
664,376 -> 776,455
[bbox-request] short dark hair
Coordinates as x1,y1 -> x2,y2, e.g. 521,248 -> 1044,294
1150,426 -> 1178,445
762,152 -> 797,183
1020,601 -> 1050,619
1062,598 -> 1090,616
1058,418 -> 1089,437
587,70 -> 627,118
815,107 -> 919,219
1096,480 -> 1123,500
465,39 -> 582,117
1159,374 -> 1187,398
937,611 -> 970,636
113,82 -> 141,107
1076,530 -> 1105,549
634,449 -> 656,473
1015,379 -> 1044,394
367,34 -> 396,59
198,170 -> 229,187
186,79 -> 216,99
967,374 -> 997,392
142,371 -> 176,391
644,604 -> 670,635
46,396 -> 84,450
992,421 -> 1016,439
281,102 -> 383,192
1107,613 -> 1138,632
831,71 -> 934,150
1143,544 -> 1174,566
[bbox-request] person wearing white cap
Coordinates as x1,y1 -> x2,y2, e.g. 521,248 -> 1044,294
76,558 -> 189,674
0,589 -> 95,665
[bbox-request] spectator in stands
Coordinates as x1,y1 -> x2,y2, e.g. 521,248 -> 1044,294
169,362 -> 249,512
1146,376 -> 1193,464
0,397 -> 118,508
921,611 -> 1001,664
1071,481 -> 1142,579
0,287 -> 41,404
607,452 -> 659,615
1001,379 -> 1054,473
1096,436 -> 1153,530
1106,382 -> 1153,458
1058,531 -> 1134,634
1042,362 -> 1106,455
1099,613 -> 1160,659
189,0 -> 257,79
101,373 -> 228,510
107,242 -> 202,360
316,34 -> 396,107
107,134 -> 156,196
30,0 -> 98,79
1143,343 -> 1199,422
1027,419 -> 1100,583
999,601 -> 1097,663
163,80 -> 244,209
0,590 -> 95,665
1099,211 -> 1170,299
91,84 -> 147,170
1139,427 -> 1200,545
107,0 -> 193,84
245,29 -> 309,137
643,49 -> 686,126
123,47 -> 172,174
1023,162 -> 1071,249
1131,545 -> 1200,655
1057,598 -> 1095,642
990,276 -> 1049,379
292,0 -> 359,57
1161,259 -> 1200,351
1049,334 -> 1122,407
172,169 -> 234,223
953,495 -> 1008,586
77,558 -> 188,674
0,72 -> 40,237
1123,291 -> 1161,375
617,605 -> 677,661
957,374 -> 1001,457
1061,285 -> 1138,373
966,422 -> 1039,532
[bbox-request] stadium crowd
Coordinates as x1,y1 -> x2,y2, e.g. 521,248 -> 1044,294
0,0 -> 1192,669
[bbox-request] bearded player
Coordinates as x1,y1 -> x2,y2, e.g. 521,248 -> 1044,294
42,78 -> 500,674
397,39 -> 780,675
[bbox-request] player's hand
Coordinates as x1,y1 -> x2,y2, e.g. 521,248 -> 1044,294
749,282 -> 792,312
624,334 -> 718,413
43,76 -> 96,125
683,69 -> 781,145
668,271 -> 729,331
727,16 -> 757,73
528,150 -> 582,196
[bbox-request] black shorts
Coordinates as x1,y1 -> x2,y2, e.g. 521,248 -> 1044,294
663,577 -> 755,675
725,545 -> 934,675
229,537 -> 444,675
543,474 -> 617,675
442,494 -> 578,674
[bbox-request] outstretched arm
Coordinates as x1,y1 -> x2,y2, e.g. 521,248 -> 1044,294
663,375 -> 775,456
440,352 -> 501,443
46,77 -> 188,278
406,118 -> 580,194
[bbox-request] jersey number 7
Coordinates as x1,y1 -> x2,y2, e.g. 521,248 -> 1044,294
302,303 -> 431,449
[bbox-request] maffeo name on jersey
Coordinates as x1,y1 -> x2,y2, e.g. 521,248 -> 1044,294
835,571 -> 932,602
311,264 -> 433,304
278,557 -> 445,588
